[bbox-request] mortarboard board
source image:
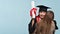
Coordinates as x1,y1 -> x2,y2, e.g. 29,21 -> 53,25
37,5 -> 51,12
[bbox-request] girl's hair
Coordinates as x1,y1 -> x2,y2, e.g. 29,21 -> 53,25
47,10 -> 54,19
36,11 -> 54,34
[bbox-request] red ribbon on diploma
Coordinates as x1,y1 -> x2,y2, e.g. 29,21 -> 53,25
30,8 -> 37,17
30,8 -> 41,23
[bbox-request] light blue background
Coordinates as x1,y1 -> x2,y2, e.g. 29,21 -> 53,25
0,0 -> 60,34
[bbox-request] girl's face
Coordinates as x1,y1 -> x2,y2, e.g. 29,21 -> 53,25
39,11 -> 46,19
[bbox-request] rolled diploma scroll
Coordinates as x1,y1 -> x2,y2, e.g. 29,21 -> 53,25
30,1 -> 37,18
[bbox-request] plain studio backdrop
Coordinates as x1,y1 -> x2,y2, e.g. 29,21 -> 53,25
0,0 -> 60,34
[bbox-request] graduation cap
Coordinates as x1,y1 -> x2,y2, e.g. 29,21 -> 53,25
37,5 -> 51,12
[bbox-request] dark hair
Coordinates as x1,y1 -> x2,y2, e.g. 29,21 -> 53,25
35,10 -> 54,34
39,10 -> 47,13
36,14 -> 52,34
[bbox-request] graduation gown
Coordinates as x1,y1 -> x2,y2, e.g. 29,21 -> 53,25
53,20 -> 58,34
53,20 -> 58,30
28,18 -> 36,34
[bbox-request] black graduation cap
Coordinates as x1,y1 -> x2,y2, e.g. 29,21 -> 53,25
37,5 -> 51,12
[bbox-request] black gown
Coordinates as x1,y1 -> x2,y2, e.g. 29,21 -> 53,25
28,18 -> 36,34
53,20 -> 58,29
53,20 -> 58,34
